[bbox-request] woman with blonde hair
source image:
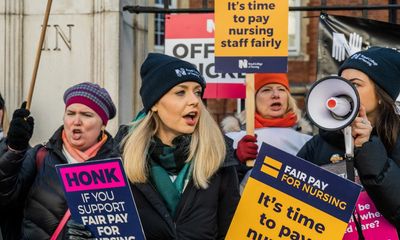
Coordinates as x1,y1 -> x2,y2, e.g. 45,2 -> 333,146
119,53 -> 239,240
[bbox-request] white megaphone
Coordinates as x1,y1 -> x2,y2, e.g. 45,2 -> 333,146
306,76 -> 360,131
305,76 -> 360,181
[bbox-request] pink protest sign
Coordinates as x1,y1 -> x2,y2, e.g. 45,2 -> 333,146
58,160 -> 126,192
343,191 -> 398,240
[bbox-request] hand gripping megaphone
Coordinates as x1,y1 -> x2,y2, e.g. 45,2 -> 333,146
305,76 -> 360,131
305,76 -> 360,181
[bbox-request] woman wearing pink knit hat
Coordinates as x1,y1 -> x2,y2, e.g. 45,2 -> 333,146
0,82 -> 118,239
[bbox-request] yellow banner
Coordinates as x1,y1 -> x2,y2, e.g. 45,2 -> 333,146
215,0 -> 288,57
226,178 -> 348,240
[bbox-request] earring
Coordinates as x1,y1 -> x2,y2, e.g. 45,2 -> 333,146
98,126 -> 106,141
378,99 -> 382,105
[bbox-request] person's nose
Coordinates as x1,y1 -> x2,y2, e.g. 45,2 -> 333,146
271,88 -> 280,98
188,92 -> 200,106
72,115 -> 82,125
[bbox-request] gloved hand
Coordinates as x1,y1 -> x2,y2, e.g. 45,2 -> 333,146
7,102 -> 34,151
236,134 -> 258,163
65,219 -> 93,240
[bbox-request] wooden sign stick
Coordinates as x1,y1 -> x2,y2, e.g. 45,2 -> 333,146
26,0 -> 53,110
245,73 -> 255,167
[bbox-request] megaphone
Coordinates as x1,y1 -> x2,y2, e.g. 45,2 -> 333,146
305,76 -> 360,131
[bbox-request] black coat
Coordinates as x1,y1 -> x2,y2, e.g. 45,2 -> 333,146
0,127 -> 118,240
297,129 -> 400,233
131,165 -> 239,240
0,136 -> 23,240
297,129 -> 345,166
116,125 -> 240,240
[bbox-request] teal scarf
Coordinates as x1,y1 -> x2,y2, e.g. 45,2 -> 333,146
149,136 -> 192,217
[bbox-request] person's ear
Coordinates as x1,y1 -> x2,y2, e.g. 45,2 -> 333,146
151,106 -> 158,112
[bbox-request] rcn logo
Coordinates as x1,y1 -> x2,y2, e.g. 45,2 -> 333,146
238,59 -> 248,69
175,68 -> 187,77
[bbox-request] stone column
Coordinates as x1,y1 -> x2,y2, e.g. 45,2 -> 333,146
0,0 -> 24,112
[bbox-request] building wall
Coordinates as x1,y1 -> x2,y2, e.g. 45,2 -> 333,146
0,0 -> 145,145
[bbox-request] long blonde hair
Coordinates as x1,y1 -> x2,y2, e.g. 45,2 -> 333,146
122,102 -> 226,189
287,93 -> 301,121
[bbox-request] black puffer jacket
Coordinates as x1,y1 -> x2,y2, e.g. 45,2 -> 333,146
355,133 -> 400,231
0,136 -> 23,240
297,129 -> 400,233
116,125 -> 240,240
0,127 -> 119,240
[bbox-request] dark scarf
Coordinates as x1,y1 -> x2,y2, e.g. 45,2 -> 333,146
148,135 -> 192,217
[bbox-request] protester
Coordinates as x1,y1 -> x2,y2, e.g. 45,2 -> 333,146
221,73 -> 312,187
118,53 -> 240,239
297,47 -> 400,233
0,93 -> 17,240
0,82 -> 118,239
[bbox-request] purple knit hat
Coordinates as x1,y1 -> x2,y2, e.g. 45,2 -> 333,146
63,82 -> 116,125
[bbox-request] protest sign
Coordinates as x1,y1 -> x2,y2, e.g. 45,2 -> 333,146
56,158 -> 145,240
165,13 -> 245,98
343,191 -> 398,240
226,143 -> 362,240
214,0 -> 288,73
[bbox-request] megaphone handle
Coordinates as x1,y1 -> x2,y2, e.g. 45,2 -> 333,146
344,126 -> 354,156
344,126 -> 355,181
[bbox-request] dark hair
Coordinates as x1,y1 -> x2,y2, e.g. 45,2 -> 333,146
0,93 -> 4,110
375,85 -> 400,152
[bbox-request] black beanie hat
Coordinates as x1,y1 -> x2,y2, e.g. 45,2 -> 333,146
140,53 -> 206,112
338,47 -> 400,101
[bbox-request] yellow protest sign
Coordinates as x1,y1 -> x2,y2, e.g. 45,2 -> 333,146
226,144 -> 362,240
215,0 -> 288,73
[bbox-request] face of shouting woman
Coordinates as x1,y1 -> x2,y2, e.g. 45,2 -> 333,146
256,83 -> 289,119
152,82 -> 202,146
63,103 -> 104,151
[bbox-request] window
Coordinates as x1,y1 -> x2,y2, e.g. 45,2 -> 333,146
154,0 -> 177,52
288,0 -> 301,56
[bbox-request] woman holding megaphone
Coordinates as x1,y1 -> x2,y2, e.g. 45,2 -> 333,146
298,47 -> 400,234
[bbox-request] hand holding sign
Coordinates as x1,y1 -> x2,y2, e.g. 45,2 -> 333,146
65,219 -> 93,240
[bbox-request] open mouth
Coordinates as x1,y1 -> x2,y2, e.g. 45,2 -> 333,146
72,129 -> 82,140
72,129 -> 82,134
183,111 -> 198,126
270,102 -> 283,111
271,102 -> 281,107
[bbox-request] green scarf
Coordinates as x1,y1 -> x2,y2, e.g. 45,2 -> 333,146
149,136 -> 192,217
